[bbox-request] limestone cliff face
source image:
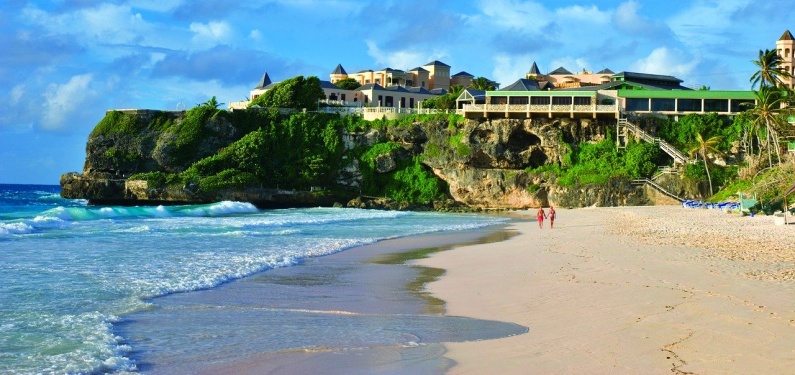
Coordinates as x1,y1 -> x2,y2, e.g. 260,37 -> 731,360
62,110 -> 655,208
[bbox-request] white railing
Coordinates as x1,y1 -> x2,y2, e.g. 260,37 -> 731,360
460,103 -> 620,114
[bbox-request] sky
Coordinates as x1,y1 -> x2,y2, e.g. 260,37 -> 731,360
1,0 -> 794,184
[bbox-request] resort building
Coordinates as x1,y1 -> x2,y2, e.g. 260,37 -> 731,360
228,69 -> 444,111
777,30 -> 795,89
330,61 -> 450,90
457,71 -> 755,120
526,61 -> 615,89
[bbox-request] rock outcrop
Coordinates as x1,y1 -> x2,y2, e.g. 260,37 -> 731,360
61,109 -> 661,209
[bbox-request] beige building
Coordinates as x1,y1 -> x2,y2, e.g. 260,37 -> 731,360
776,30 -> 795,89
526,61 -> 614,89
330,60 -> 453,91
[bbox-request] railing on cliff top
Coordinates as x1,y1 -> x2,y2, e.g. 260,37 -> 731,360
460,103 -> 619,115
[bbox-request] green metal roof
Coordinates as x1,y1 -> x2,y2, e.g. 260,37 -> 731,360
617,90 -> 755,100
486,90 -> 596,97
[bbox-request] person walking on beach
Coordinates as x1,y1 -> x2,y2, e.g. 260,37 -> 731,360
548,205 -> 556,229
537,207 -> 546,229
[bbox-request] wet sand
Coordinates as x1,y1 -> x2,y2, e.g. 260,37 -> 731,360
418,206 -> 795,374
122,226 -> 524,374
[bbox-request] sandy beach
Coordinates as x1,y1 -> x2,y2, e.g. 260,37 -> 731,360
418,206 -> 795,374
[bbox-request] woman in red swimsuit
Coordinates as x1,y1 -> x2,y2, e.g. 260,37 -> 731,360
537,207 -> 546,229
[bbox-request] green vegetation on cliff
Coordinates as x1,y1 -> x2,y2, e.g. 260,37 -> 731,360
358,142 -> 447,204
248,76 -> 325,110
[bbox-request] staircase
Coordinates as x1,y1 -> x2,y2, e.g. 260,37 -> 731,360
631,178 -> 684,202
617,118 -> 695,164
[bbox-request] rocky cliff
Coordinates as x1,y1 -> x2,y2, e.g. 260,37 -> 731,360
61,109 -> 662,209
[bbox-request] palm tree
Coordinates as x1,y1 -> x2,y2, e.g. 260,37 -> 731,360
688,133 -> 723,196
469,77 -> 496,91
746,86 -> 788,166
750,49 -> 792,89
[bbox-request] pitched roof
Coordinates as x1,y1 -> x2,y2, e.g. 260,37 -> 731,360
254,72 -> 272,89
319,80 -> 341,90
430,88 -> 447,95
404,86 -> 433,94
452,71 -> 474,77
331,64 -> 347,75
356,69 -> 374,73
528,62 -> 542,75
382,67 -> 404,73
424,60 -> 451,68
409,66 -> 429,72
596,68 -> 614,74
459,88 -> 486,100
780,30 -> 795,41
613,71 -> 684,84
499,78 -> 541,91
549,66 -> 572,75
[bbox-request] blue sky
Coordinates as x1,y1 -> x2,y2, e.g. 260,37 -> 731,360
1,0 -> 794,184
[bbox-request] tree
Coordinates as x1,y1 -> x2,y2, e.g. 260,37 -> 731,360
750,49 -> 792,89
688,133 -> 723,196
746,86 -> 788,166
199,96 -> 223,109
248,76 -> 325,110
335,77 -> 361,90
449,84 -> 465,97
469,76 -> 496,91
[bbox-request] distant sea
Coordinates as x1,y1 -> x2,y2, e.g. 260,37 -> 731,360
0,184 -> 512,374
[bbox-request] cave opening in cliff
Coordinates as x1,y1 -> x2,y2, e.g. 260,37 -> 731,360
506,128 -> 541,154
527,149 -> 548,168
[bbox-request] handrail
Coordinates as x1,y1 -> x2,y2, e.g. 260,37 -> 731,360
619,119 -> 694,164
632,178 -> 684,202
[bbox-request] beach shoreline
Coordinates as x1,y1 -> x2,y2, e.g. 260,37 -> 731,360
418,206 -> 795,374
122,222 -> 523,374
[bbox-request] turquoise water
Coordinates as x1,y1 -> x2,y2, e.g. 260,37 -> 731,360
0,184 -> 510,374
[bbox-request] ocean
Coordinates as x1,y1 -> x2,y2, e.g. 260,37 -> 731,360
0,184 -> 519,374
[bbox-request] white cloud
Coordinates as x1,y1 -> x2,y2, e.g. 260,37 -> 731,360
10,85 -> 25,105
249,29 -> 263,42
492,54 -> 535,87
22,3 -> 154,45
556,5 -> 610,23
631,47 -> 699,81
476,0 -> 549,31
549,57 -> 592,74
612,0 -> 670,37
666,0 -> 750,50
128,0 -> 184,12
42,74 -> 94,130
190,21 -> 234,46
366,40 -> 445,70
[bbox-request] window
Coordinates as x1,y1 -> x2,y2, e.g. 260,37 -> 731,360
731,99 -> 753,112
509,96 -> 529,104
677,99 -> 701,112
626,98 -> 650,111
552,97 -> 572,105
531,96 -> 550,105
341,94 -> 346,101
651,98 -> 675,111
704,99 -> 728,112
573,97 -> 591,105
